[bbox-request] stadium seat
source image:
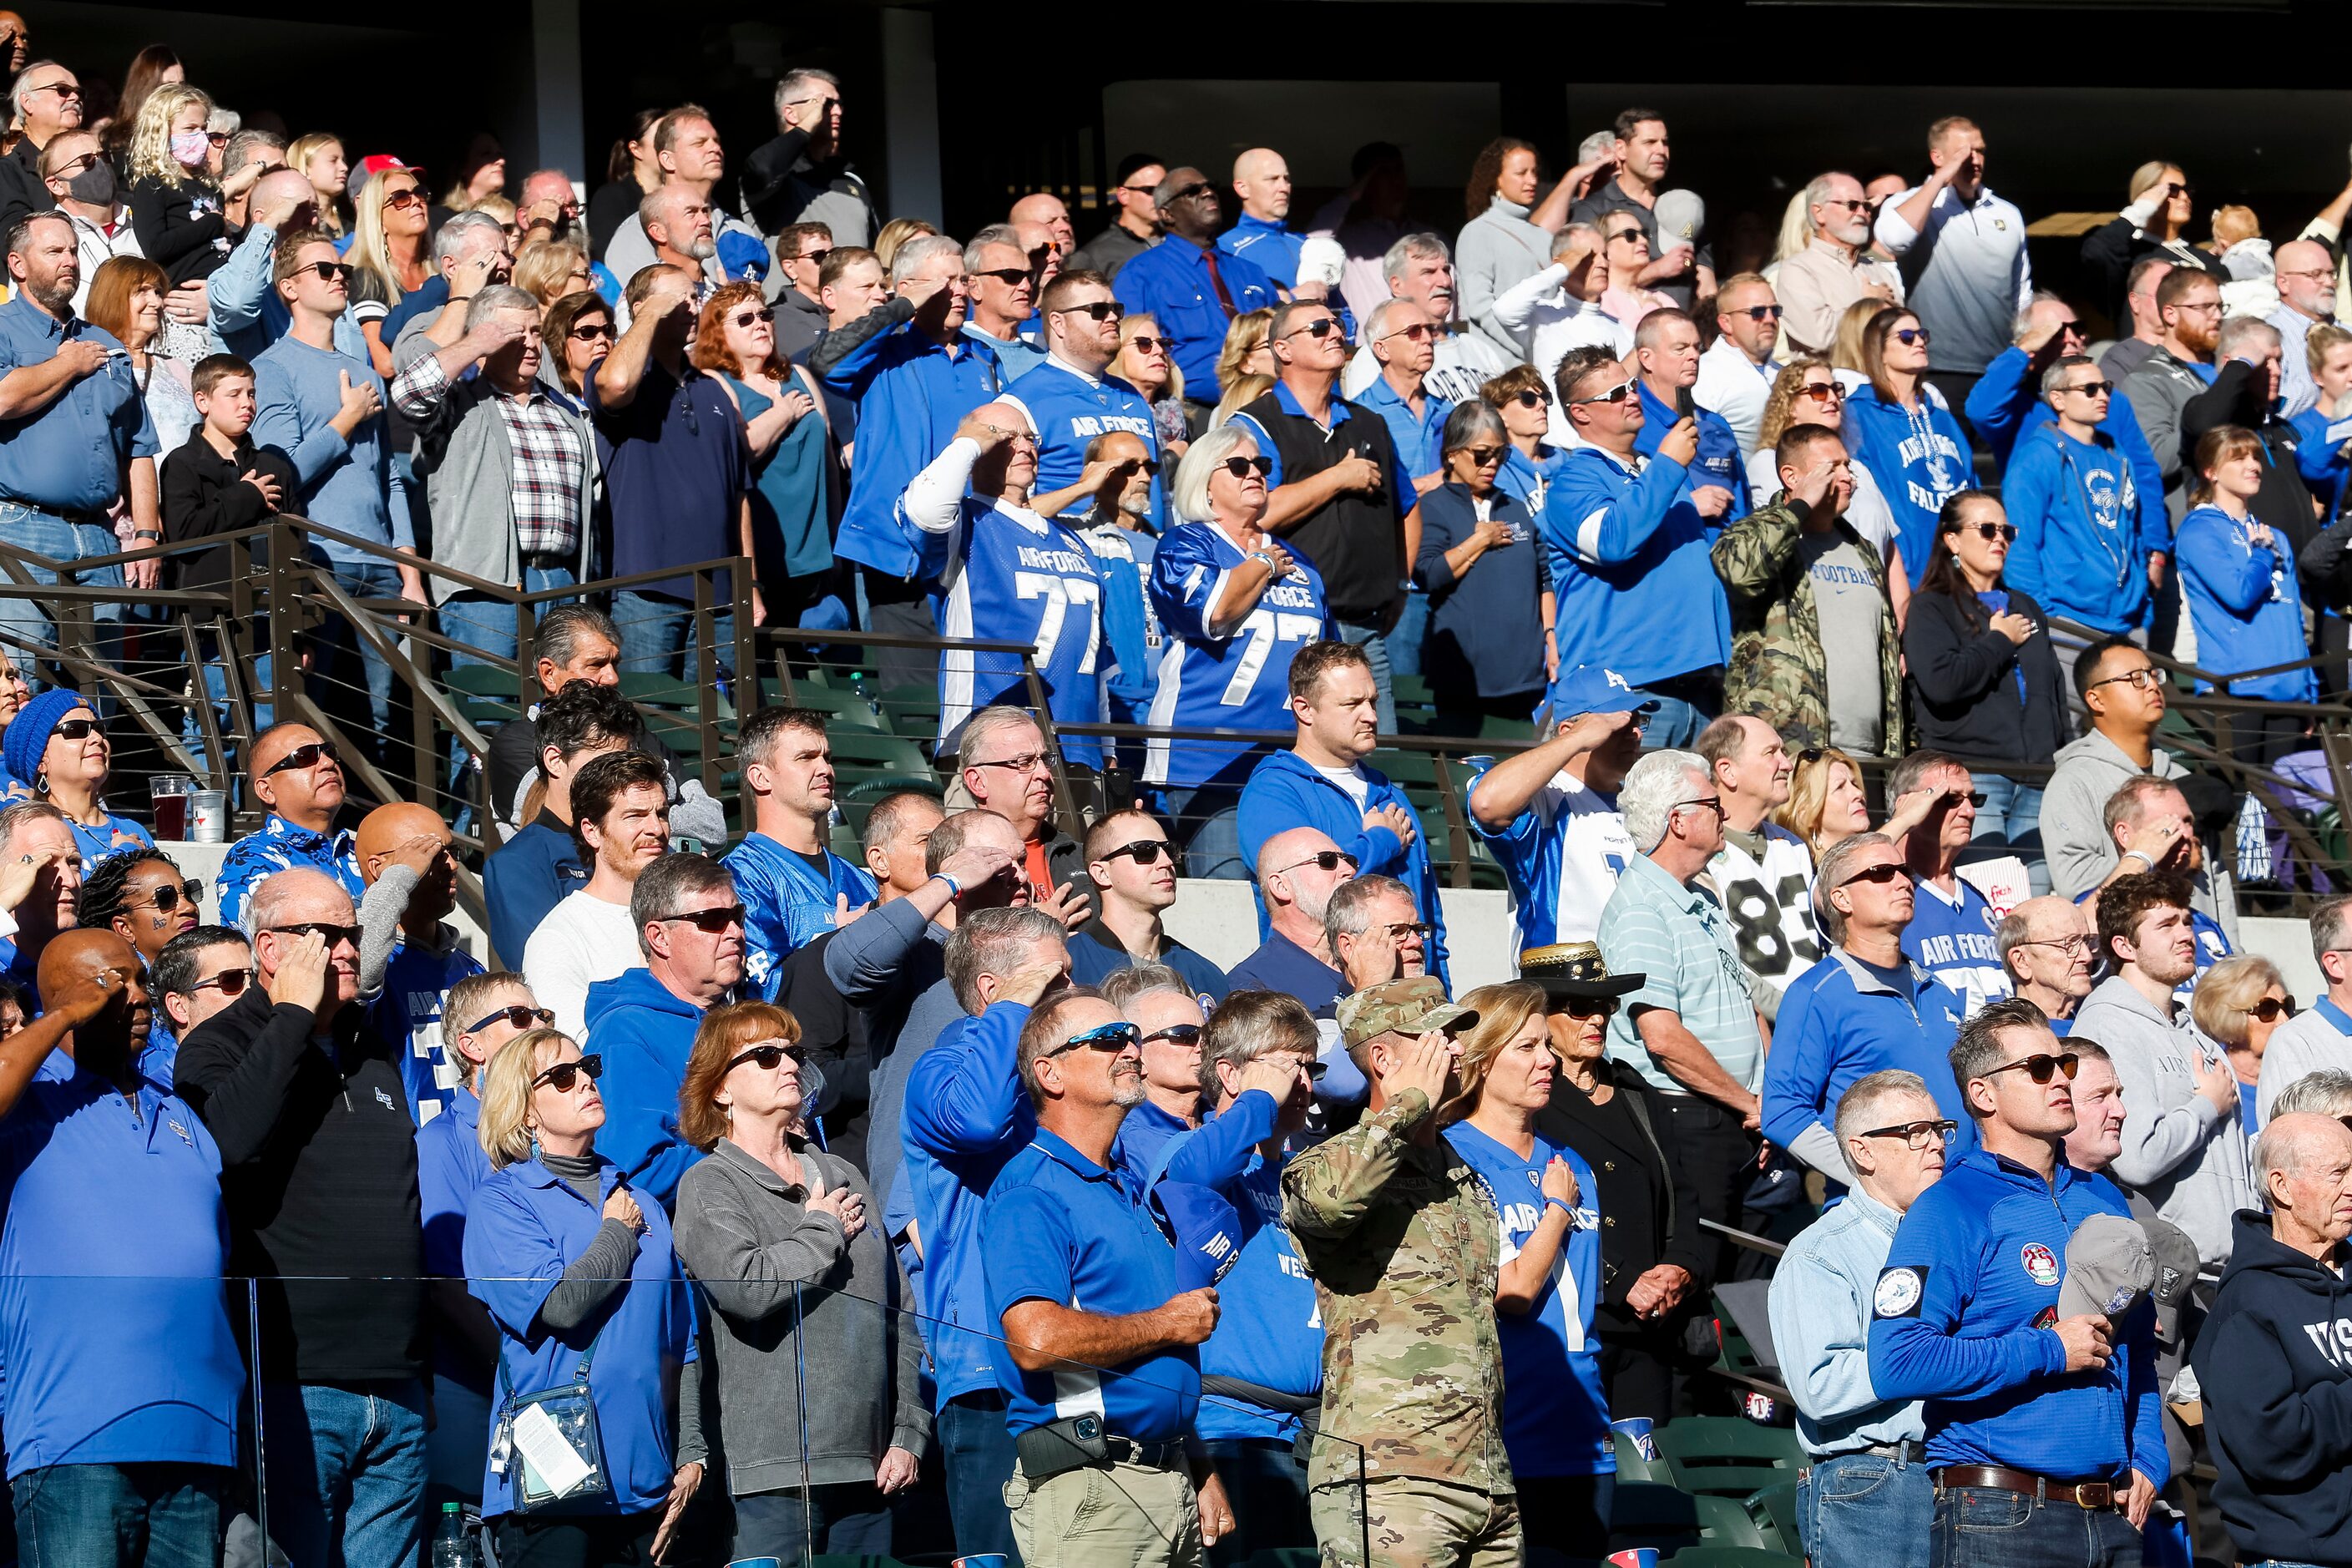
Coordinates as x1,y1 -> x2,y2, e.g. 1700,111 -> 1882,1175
1608,1481 -> 1765,1554
760,680 -> 889,731
1663,1548 -> 1804,1568
1654,1416 -> 1806,1497
1747,1480 -> 1801,1555
1613,1426 -> 1670,1485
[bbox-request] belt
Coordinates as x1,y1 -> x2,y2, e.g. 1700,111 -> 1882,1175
1104,1435 -> 1187,1472
1931,1465 -> 2120,1510
1860,1440 -> 1927,1464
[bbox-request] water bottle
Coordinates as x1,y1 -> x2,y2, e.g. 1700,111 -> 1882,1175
431,1501 -> 470,1568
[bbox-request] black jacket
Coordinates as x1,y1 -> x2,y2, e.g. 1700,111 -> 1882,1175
125,173 -> 230,285
159,433 -> 297,591
175,984 -> 426,1383
1536,1064 -> 1710,1338
1238,387 -> 1408,624
0,136 -> 45,236
1903,584 -> 2071,769
2078,219 -> 2228,329
2192,1210 -> 2352,1568
739,126 -> 878,242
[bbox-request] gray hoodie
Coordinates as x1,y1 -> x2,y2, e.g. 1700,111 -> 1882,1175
2074,974 -> 2252,1268
2039,727 -> 2237,940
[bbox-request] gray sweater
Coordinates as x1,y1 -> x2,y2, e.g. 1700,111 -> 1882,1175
2074,974 -> 2252,1268
670,1138 -> 928,1495
2254,1003 -> 2352,1123
2038,728 -> 2237,940
1455,195 -> 1554,359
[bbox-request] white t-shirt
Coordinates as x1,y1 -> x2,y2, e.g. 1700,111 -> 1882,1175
1314,763 -> 1374,812
1546,772 -> 1639,946
522,890 -> 645,1042
1706,823 -> 1825,1000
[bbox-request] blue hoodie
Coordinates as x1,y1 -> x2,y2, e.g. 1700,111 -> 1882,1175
2001,422 -> 2159,635
827,322 -> 1004,582
2290,405 -> 2352,521
1760,950 -> 1973,1168
2175,504 -> 2319,702
583,968 -> 709,1210
1539,443 -> 1729,687
1841,383 -> 1972,584
1235,748 -> 1451,988
1964,345 -> 2167,507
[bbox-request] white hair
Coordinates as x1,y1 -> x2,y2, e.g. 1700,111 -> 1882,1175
435,210 -> 507,266
1619,749 -> 1709,853
889,232 -> 964,288
773,67 -> 839,118
1381,232 -> 1450,282
1171,422 -> 1252,524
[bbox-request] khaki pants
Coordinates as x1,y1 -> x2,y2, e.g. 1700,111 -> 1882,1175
1310,1475 -> 1523,1568
1004,1456 -> 1205,1568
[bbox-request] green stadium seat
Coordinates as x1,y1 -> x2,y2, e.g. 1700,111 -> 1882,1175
823,731 -> 934,775
1664,1549 -> 1803,1568
1607,1482 -> 1763,1554
758,680 -> 888,731
1655,1417 -> 1807,1498
443,665 -> 520,700
1612,1427 -> 1669,1485
1747,1481 -> 1800,1555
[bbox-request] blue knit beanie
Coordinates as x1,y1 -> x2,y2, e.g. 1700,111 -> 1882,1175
5,688 -> 90,790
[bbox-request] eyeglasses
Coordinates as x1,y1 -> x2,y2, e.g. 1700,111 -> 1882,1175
300,261 -> 356,284
2014,934 -> 2091,958
2088,666 -> 2163,692
133,880 -> 206,916
1276,849 -> 1358,877
973,267 -> 1031,287
729,307 -> 775,328
262,741 -> 339,777
2061,380 -> 2117,397
382,189 -> 425,211
533,1054 -> 604,1092
1571,379 -> 1636,407
1891,327 -> 1932,346
49,718 -> 99,741
1141,1024 -> 1203,1046
1510,389 -> 1551,409
1556,995 -> 1620,1021
267,921 -> 363,948
2246,996 -> 2299,1023
1381,323 -> 1436,343
1817,197 -> 1869,213
184,968 -> 254,999
972,750 -> 1056,775
1955,522 -> 2019,543
1282,317 -> 1343,341
1462,445 -> 1508,468
2281,267 -> 2337,284
1838,861 -> 1910,888
725,1039 -> 807,1072
1859,1118 -> 1959,1150
22,81 -> 75,99
1057,301 -> 1124,322
463,1004 -> 555,1034
1049,1020 -> 1143,1057
660,904 -> 746,933
1376,922 -> 1434,942
1218,454 -> 1276,479
1731,304 -> 1784,321
1982,1050 -> 2081,1085
1798,380 -> 1844,402
2172,300 -> 2223,316
1672,796 -> 1726,820
1168,181 -> 1216,203
1100,839 -> 1181,868
569,321 -> 616,342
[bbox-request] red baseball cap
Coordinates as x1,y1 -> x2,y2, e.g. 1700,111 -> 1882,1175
358,154 -> 420,179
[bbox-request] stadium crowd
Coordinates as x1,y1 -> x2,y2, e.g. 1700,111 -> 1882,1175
13,23 -> 2352,1568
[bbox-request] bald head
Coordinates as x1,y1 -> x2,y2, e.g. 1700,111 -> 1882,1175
1257,826 -> 1353,930
251,165 -> 318,220
1233,148 -> 1292,225
1009,192 -> 1073,255
357,803 -> 452,874
357,802 -> 457,929
2262,1112 -> 2352,1184
2279,239 -> 2339,322
37,928 -> 150,1060
2258,1111 -> 2352,1253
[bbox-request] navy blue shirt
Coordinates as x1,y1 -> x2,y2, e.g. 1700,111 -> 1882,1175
1225,933 -> 1343,1014
1413,482 -> 1550,700
1066,921 -> 1231,1004
483,814 -> 589,972
587,357 -> 749,601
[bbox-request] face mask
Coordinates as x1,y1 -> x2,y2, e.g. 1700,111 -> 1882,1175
65,160 -> 114,206
169,130 -> 210,169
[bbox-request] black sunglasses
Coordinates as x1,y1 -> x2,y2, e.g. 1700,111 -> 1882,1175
661,904 -> 746,933
1141,1024 -> 1203,1046
1282,317 -> 1343,341
463,1004 -> 555,1034
534,1054 -> 604,1092
1168,181 -> 1216,203
729,306 -> 775,327
569,321 -> 617,342
2247,997 -> 2299,1023
725,1040 -> 807,1072
1556,995 -> 1620,1021
262,741 -> 339,777
300,260 -> 356,284
1892,326 -> 1932,346
1277,850 -> 1358,876
1123,334 -> 1162,352
1060,301 -> 1124,322
1049,1020 -> 1142,1057
1607,227 -> 1646,245
1219,454 -> 1276,479
1984,1051 -> 2081,1085
1859,1118 -> 1958,1149
185,967 -> 253,999
973,267 -> 1031,286
134,879 -> 206,916
268,921 -> 362,948
1100,839 -> 1181,868
2061,380 -> 2117,397
1732,304 -> 1784,321
795,246 -> 832,267
1953,522 -> 2019,543
49,718 -> 99,741
1839,862 -> 1909,888
1511,389 -> 1550,409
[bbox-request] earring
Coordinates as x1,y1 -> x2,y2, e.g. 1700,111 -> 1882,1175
31,771 -> 44,797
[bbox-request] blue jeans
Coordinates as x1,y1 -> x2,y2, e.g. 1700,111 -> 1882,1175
259,1378 -> 428,1568
10,1462 -> 226,1568
731,1481 -> 894,1560
612,589 -> 736,680
1802,1451 -> 1934,1568
1388,586 -> 1430,680
1201,1437 -> 1311,1566
1929,1484 -> 2142,1568
1972,774 -> 2050,895
1629,680 -> 1718,749
322,559 -> 405,741
1335,616 -> 1398,735
440,564 -> 579,670
938,1390 -> 1022,1565
1161,784 -> 1247,881
0,501 -> 126,688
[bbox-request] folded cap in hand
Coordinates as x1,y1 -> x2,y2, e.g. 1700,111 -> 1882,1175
2056,1211 -> 2156,1327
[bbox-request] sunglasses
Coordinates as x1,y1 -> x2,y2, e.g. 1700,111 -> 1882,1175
185,967 -> 254,999
1891,326 -> 1932,346
206,131 -> 231,148
1954,522 -> 2019,543
1556,995 -> 1620,1021
383,189 -> 425,210
1839,862 -> 1909,888
1050,1020 -> 1143,1057
1277,850 -> 1358,877
1510,389 -> 1551,409
729,307 -> 776,328
533,1054 -> 605,1092
1100,839 -> 1181,868
1060,301 -> 1124,321
1607,228 -> 1646,245
1218,454 -> 1276,479
1462,445 -> 1508,468
569,321 -> 616,342
268,921 -> 363,948
134,879 -> 206,916
1818,197 -> 1870,213
1571,379 -> 1636,407
1859,1118 -> 1958,1150
2062,380 -> 2117,397
1799,381 -> 1844,402
49,718 -> 99,741
725,1039 -> 807,1072
2246,997 -> 2299,1023
463,1004 -> 555,1034
1169,181 -> 1216,203
1282,317 -> 1343,341
973,267 -> 1032,287
1141,1024 -> 1204,1046
1123,333 -> 1163,352
262,741 -> 339,777
1983,1050 -> 2081,1085
1381,323 -> 1436,343
1732,304 -> 1784,321
661,904 -> 746,933
795,247 -> 832,267
300,261 -> 356,284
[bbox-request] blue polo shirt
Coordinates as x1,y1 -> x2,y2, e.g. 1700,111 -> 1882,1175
721,832 -> 877,1001
217,815 -> 365,928
984,1125 -> 1200,1440
1219,215 -> 1304,291
1113,237 -> 1277,393
139,1019 -> 180,1091
0,296 -> 157,513
463,1155 -> 695,1517
1760,948 -> 1974,1166
1225,932 -> 1343,1014
371,932 -> 485,1126
1353,374 -> 1452,486
0,1067 -> 241,1478
587,357 -> 749,602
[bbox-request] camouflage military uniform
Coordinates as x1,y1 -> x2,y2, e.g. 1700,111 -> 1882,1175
1282,1085 -> 1519,1567
1708,494 -> 1905,756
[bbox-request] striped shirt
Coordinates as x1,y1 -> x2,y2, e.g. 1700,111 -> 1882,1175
1596,851 -> 1764,1096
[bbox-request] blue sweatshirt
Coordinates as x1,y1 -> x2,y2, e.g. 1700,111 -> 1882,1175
1869,1148 -> 2167,1485
827,323 -> 1004,581
1082,523 -> 1161,721
251,333 -> 407,564
1967,346 -> 2167,513
1760,949 -> 1974,1167
1540,440 -> 1729,686
2176,504 -> 2319,702
2292,405 -> 2352,522
2000,422 -> 2160,635
582,968 -> 708,1209
1217,215 -> 1304,291
1235,747 -> 1451,987
1841,383 -> 1972,584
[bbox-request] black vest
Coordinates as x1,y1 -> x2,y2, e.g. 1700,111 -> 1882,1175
1240,389 -> 1407,621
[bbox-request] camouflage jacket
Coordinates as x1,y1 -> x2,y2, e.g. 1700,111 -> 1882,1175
1279,1087 -> 1510,1495
1710,494 -> 1906,756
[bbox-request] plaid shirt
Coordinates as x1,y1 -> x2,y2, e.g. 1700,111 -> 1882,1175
390,351 -> 587,559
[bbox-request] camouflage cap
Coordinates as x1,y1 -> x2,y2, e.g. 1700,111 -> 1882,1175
1335,975 -> 1479,1050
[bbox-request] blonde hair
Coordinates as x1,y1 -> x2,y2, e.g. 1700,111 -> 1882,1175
1120,311 -> 1182,403
471,193 -> 518,228
1770,187 -> 1814,265
346,167 -> 423,306
1211,372 -> 1274,431
2210,205 -> 2262,253
125,83 -> 214,190
873,217 -> 937,273
2189,953 -> 2284,1050
1831,299 -> 1882,377
477,1028 -> 576,1169
514,240 -> 589,306
1774,746 -> 1861,850
2127,159 -> 2181,204
286,133 -> 346,235
1445,982 -> 1554,1121
1216,309 -> 1273,394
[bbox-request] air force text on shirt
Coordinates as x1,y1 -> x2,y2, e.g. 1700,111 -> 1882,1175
1896,427 -> 1969,512
1055,410 -> 1156,443
1909,924 -> 2000,973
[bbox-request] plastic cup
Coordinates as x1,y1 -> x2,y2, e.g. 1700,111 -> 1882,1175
1611,1415 -> 1659,1462
190,790 -> 230,843
1609,1550 -> 1659,1568
149,774 -> 195,840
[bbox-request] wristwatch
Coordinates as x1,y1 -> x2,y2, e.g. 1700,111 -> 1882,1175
132,529 -> 163,541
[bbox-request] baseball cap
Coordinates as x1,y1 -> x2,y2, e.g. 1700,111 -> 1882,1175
2140,1213 -> 2201,1344
2056,1211 -> 2156,1327
1535,665 -> 1658,731
1150,1181 -> 1244,1292
359,154 -> 419,180
1335,976 -> 1479,1052
1520,941 -> 1644,1004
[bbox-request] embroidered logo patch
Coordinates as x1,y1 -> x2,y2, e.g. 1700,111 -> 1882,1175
374,1087 -> 397,1112
2021,1243 -> 2059,1287
1874,1267 -> 1925,1319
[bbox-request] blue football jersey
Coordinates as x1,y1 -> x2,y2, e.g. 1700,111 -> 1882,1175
1144,523 -> 1333,789
936,498 -> 1107,769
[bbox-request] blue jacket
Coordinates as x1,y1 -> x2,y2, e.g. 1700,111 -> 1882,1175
2176,505 -> 2319,702
2292,405 -> 2352,521
1841,383 -> 1972,585
483,815 -> 588,973
2000,421 -> 2165,635
901,999 -> 1035,1408
1218,215 -> 1304,291
1759,949 -> 1973,1170
582,968 -> 709,1210
1869,1148 -> 2167,1485
1539,442 -> 1730,686
1082,523 -> 1161,718
1113,237 -> 1277,393
1236,748 -> 1451,987
827,322 -> 1004,581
